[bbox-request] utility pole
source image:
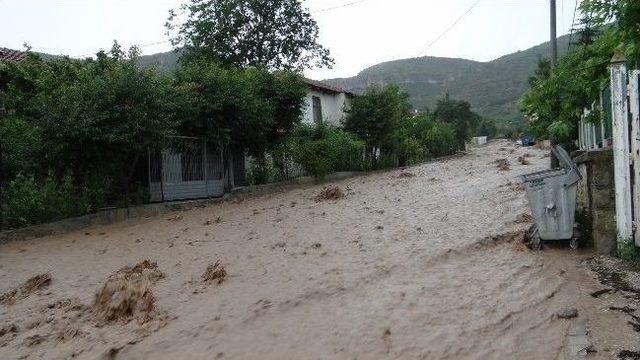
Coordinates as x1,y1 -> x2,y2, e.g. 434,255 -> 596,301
549,0 -> 559,168
550,0 -> 558,67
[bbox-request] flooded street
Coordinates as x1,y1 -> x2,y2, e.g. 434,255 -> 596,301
0,140 -> 633,359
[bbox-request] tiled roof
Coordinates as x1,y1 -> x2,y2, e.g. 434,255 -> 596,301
0,48 -> 27,63
303,78 -> 355,97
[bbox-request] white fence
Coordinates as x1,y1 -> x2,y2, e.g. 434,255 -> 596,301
609,55 -> 640,246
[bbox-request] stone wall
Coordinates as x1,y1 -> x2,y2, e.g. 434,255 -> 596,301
575,149 -> 617,254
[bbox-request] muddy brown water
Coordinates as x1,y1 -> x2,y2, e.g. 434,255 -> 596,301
0,140 -> 622,359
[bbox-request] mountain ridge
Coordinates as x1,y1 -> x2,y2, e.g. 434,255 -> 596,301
18,35 -> 568,129
322,34 -> 571,128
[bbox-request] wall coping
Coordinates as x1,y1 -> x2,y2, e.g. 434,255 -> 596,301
575,148 -> 613,164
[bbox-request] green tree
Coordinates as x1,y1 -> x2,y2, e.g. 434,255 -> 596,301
432,94 -> 480,151
520,29 -> 616,143
175,60 -> 306,188
581,0 -> 640,66
1,42 -> 180,212
166,0 -> 333,70
343,85 -> 412,167
176,60 -> 306,156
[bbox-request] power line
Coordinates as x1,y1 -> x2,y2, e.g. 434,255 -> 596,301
567,0 -> 578,52
74,0 -> 369,58
314,0 -> 369,13
416,0 -> 482,57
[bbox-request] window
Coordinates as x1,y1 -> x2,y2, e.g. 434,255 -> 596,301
312,96 -> 323,124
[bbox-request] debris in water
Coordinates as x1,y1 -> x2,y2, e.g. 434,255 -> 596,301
202,261 -> 227,285
23,334 -> 46,347
590,289 -> 612,298
515,213 -> 534,224
0,323 -> 18,338
92,260 -> 164,326
610,306 -> 636,313
620,350 -> 640,359
628,321 -> 640,332
0,273 -> 52,306
557,307 -> 579,319
518,156 -> 531,165
495,159 -> 510,171
315,186 -> 345,202
398,172 -> 415,178
591,263 -> 640,299
312,243 -> 322,249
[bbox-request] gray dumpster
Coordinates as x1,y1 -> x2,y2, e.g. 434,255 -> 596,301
521,146 -> 581,249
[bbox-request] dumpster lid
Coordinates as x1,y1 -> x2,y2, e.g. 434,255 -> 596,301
552,145 -> 577,171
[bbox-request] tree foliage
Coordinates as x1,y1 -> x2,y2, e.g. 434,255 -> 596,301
175,60 -> 307,156
432,94 -> 481,150
521,10 -> 618,143
166,0 -> 333,71
0,43 -> 181,226
343,85 -> 412,164
582,0 -> 640,66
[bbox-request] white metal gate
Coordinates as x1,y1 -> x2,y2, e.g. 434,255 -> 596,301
148,137 -> 226,202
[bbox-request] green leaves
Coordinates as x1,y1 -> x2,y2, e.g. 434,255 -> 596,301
167,0 -> 334,71
344,85 -> 412,159
285,123 -> 366,178
432,95 -> 481,151
175,61 -> 306,156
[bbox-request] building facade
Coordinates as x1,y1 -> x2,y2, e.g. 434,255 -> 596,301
301,79 -> 354,126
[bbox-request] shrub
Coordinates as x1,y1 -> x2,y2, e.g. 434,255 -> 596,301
422,122 -> 457,157
287,124 -> 366,178
0,172 -> 110,229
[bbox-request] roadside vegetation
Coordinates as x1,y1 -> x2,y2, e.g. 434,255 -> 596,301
1,0 -> 492,229
521,0 -> 639,145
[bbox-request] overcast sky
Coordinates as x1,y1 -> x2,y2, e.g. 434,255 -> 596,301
1,0 -> 578,80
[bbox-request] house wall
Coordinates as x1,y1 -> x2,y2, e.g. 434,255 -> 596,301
301,90 -> 351,126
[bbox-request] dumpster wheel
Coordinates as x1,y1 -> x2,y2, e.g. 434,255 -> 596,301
569,238 -> 579,250
569,227 -> 580,250
525,224 -> 542,251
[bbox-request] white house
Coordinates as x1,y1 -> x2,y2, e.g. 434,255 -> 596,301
148,79 -> 355,203
301,79 -> 354,126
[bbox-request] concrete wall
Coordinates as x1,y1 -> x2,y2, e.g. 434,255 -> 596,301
575,149 -> 617,254
301,89 -> 351,126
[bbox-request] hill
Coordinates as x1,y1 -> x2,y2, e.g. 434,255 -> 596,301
136,35 -> 571,129
323,35 -> 571,129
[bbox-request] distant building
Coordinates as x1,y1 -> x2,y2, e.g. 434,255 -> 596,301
302,79 -> 354,126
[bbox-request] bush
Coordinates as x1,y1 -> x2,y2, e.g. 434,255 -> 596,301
397,114 -> 457,164
422,122 -> 457,157
287,123 -> 366,178
1,172 -> 109,229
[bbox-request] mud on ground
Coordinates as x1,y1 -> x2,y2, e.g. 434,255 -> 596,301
0,140 -> 635,359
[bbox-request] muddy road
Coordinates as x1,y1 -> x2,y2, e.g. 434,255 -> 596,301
0,140 -> 632,359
